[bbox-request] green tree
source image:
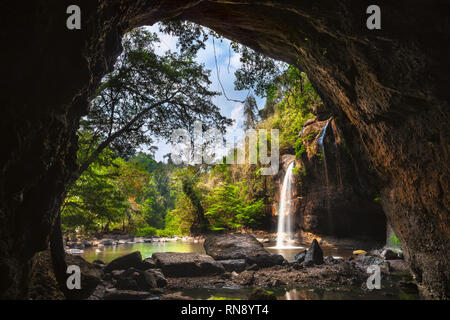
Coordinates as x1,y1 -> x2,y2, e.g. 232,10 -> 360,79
243,94 -> 258,130
77,27 -> 231,179
204,181 -> 265,230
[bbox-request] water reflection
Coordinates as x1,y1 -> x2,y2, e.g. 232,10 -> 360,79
181,285 -> 419,300
81,241 -> 205,263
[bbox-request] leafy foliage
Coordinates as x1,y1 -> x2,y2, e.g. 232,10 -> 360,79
79,27 -> 231,175
204,181 -> 265,230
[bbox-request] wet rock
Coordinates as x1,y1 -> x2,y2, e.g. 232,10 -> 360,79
248,288 -> 277,300
152,252 -> 225,277
104,289 -> 153,300
104,251 -> 144,272
219,259 -> 247,273
204,233 -> 268,260
304,239 -> 324,265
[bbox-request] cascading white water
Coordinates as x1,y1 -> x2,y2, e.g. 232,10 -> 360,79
275,162 -> 295,248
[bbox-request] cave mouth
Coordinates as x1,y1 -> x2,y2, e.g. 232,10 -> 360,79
1,1 -> 449,300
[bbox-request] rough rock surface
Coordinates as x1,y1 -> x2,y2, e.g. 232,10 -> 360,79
65,255 -> 103,299
304,239 -> 324,266
294,119 -> 386,242
1,1 -> 449,298
204,234 -> 268,260
219,259 -> 247,273
114,267 -> 157,291
28,251 -> 101,300
152,252 -> 225,277
104,251 -> 144,272
245,254 -> 285,268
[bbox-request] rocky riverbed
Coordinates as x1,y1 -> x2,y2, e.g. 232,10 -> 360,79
28,233 -> 418,300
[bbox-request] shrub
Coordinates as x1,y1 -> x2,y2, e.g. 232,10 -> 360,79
133,226 -> 158,237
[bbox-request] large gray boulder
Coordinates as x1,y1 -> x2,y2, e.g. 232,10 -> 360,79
104,251 -> 144,272
204,234 -> 285,268
204,234 -> 268,260
152,252 -> 225,277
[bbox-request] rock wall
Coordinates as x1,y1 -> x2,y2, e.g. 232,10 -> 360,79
296,118 -> 386,243
1,1 -> 448,298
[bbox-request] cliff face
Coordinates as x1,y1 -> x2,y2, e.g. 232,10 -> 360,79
294,118 -> 386,243
1,1 -> 449,298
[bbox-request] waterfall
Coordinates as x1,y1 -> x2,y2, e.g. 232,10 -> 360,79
317,119 -> 331,188
275,162 -> 295,248
317,119 -> 334,234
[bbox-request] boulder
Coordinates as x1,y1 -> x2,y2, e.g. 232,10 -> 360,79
142,257 -> 157,269
204,234 -> 268,260
66,255 -> 103,299
304,239 -> 324,265
294,250 -> 307,263
152,252 -> 225,277
219,259 -> 247,273
145,269 -> 168,288
245,253 -> 285,268
115,267 -> 157,291
104,251 -> 144,272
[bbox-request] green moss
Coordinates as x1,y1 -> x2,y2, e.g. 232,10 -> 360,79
388,233 -> 402,247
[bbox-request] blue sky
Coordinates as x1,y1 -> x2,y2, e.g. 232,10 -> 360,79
144,24 -> 267,162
